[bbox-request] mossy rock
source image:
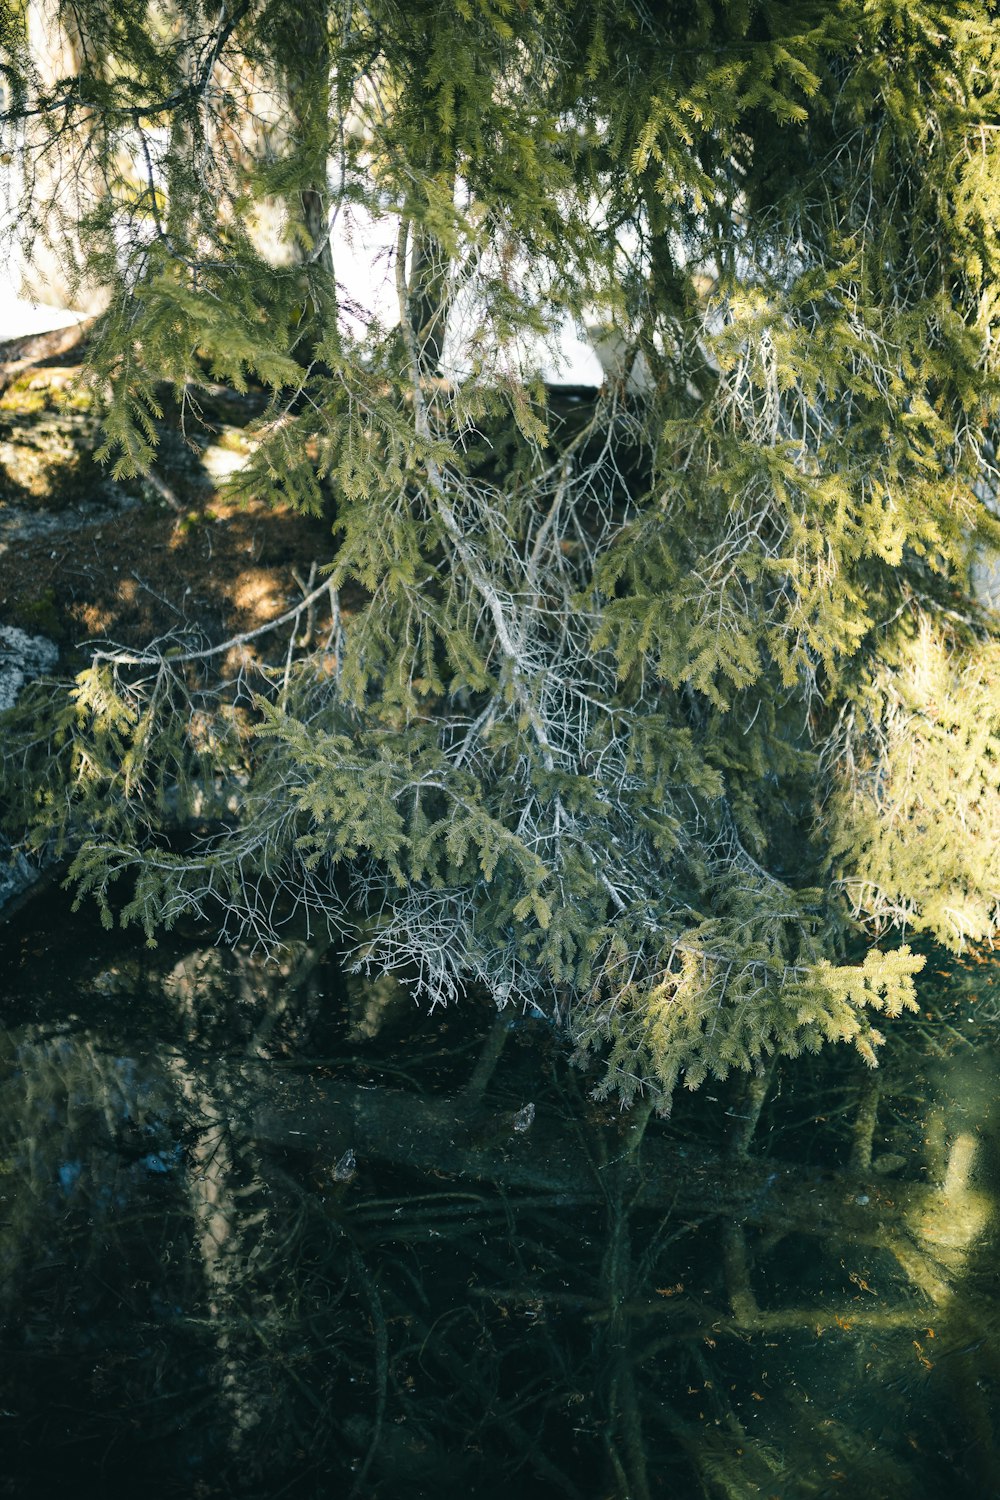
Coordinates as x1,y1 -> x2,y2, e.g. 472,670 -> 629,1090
0,422 -> 103,510
0,369 -> 94,417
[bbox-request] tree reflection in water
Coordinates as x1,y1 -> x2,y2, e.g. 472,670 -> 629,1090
0,898 -> 998,1499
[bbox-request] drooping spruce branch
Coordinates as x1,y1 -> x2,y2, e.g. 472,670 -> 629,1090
3,0 -> 1000,1101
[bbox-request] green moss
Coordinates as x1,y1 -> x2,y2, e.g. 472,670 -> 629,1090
16,587 -> 64,640
0,388 -> 46,415
0,373 -> 94,416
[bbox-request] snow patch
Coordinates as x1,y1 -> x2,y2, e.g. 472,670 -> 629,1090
0,291 -> 89,344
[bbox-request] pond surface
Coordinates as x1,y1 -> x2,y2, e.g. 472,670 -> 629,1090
1,893 -> 998,1498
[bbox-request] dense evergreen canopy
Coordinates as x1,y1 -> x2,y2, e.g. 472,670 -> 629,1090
3,0 -> 999,1102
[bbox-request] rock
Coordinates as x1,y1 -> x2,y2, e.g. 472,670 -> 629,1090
0,490 -> 139,550
971,543 -> 1000,614
872,1152 -> 908,1176
200,442 -> 250,482
0,845 -> 42,914
0,311 -> 94,392
331,1147 -> 357,1183
0,624 -> 58,712
0,625 -> 59,915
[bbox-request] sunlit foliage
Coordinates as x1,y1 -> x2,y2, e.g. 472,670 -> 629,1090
3,0 -> 1000,1101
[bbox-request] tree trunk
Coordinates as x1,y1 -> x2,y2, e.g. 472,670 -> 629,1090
245,1063 -> 992,1318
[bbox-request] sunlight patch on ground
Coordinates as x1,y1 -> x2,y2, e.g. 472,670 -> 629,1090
230,570 -> 287,622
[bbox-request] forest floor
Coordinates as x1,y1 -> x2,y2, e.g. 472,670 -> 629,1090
0,338 -> 334,671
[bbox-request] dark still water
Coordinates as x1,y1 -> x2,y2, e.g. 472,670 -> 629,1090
1,893 -> 998,1499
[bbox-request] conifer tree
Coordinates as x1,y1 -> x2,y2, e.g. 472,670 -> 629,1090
3,0 -> 999,1103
